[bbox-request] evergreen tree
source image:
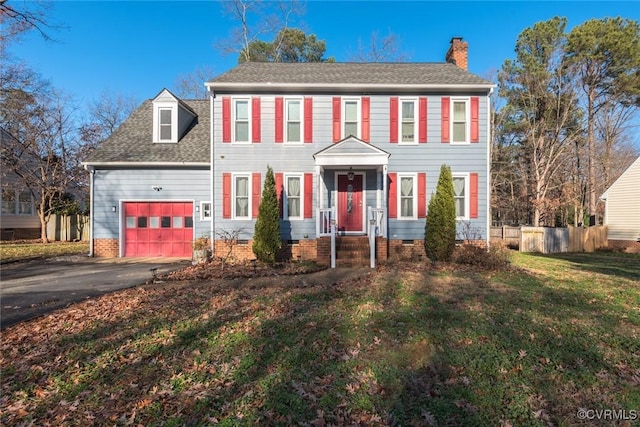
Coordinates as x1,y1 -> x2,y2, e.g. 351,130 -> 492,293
425,165 -> 456,262
253,165 -> 281,264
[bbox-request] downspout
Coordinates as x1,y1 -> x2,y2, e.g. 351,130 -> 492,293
209,88 -> 215,256
486,87 -> 493,250
86,166 -> 95,257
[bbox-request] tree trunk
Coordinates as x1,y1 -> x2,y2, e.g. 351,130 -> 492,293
587,87 -> 596,225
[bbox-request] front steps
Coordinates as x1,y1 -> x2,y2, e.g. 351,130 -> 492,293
335,236 -> 371,267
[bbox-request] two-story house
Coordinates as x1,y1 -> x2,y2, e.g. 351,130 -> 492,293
84,38 -> 494,265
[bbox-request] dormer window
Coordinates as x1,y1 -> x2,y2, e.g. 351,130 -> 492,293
159,108 -> 173,141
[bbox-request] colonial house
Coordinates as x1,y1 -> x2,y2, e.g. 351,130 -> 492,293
600,155 -> 640,250
83,38 -> 494,266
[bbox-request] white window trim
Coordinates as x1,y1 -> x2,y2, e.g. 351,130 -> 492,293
232,173 -> 252,219
152,103 -> 178,143
284,98 -> 304,144
200,201 -> 212,221
397,173 -> 418,220
452,173 -> 470,220
2,189 -> 35,216
399,98 -> 419,145
232,98 -> 252,144
342,98 -> 361,139
450,98 -> 471,145
284,173 -> 304,220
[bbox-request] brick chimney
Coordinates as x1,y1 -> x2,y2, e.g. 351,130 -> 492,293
446,37 -> 468,71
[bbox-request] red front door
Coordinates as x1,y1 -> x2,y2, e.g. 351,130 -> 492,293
124,202 -> 193,257
337,174 -> 363,233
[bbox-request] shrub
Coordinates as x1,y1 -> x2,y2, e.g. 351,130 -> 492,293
253,166 -> 281,264
425,165 -> 456,262
452,243 -> 512,270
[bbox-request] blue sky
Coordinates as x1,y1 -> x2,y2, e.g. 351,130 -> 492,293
10,0 -> 640,110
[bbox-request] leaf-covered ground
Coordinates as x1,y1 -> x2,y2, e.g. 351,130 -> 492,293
1,252 -> 639,426
0,240 -> 89,264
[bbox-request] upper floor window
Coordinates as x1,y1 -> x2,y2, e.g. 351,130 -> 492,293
451,99 -> 469,144
286,99 -> 302,143
343,99 -> 360,138
400,99 -> 418,144
159,108 -> 173,141
452,174 -> 469,219
234,99 -> 250,143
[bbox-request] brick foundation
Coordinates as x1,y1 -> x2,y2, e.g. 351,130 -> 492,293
213,239 -> 319,262
93,238 -> 119,257
388,239 -> 427,261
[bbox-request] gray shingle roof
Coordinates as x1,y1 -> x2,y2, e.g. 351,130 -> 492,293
84,100 -> 209,165
208,62 -> 493,87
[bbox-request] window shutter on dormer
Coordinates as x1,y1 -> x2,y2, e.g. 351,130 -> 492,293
388,173 -> 397,219
441,97 -> 450,143
222,97 -> 231,143
275,97 -> 283,143
470,173 -> 479,218
304,97 -> 313,143
332,97 -> 341,142
419,97 -> 427,143
304,173 -> 313,218
275,173 -> 284,218
252,172 -> 261,218
362,97 -> 370,142
222,173 -> 231,218
418,173 -> 427,218
252,97 -> 261,143
390,97 -> 398,143
471,97 -> 479,143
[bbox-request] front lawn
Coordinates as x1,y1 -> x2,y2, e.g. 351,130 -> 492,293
1,252 -> 638,426
0,240 -> 89,263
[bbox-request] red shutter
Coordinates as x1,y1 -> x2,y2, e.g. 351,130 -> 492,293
304,97 -> 313,143
222,97 -> 231,143
418,172 -> 427,218
252,97 -> 261,142
471,97 -> 479,143
252,172 -> 261,218
390,97 -> 398,143
222,173 -> 231,218
361,96 -> 370,142
419,97 -> 427,143
275,97 -> 283,143
470,173 -> 479,218
441,97 -> 450,143
275,173 -> 284,218
388,172 -> 397,219
332,97 -> 341,142
304,173 -> 313,218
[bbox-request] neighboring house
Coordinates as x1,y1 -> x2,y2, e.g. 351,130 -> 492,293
84,38 -> 494,265
0,128 -> 39,240
600,155 -> 640,247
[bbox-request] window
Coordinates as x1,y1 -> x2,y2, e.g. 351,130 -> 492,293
398,175 -> 416,219
343,99 -> 360,138
233,175 -> 250,218
18,191 -> 33,214
2,189 -> 16,214
234,99 -> 250,143
200,202 -> 211,220
452,174 -> 469,219
285,175 -> 303,219
285,99 -> 302,143
451,99 -> 469,144
159,108 -> 172,141
400,99 -> 417,143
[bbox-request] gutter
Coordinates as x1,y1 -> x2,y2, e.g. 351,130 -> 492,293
81,161 -> 210,167
85,165 -> 95,257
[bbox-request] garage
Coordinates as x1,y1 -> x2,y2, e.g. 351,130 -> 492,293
123,202 -> 194,257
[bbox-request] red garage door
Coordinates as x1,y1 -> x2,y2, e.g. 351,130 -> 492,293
124,202 -> 193,257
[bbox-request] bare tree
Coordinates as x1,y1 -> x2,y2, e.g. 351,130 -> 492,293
174,65 -> 217,99
349,31 -> 410,62
0,0 -> 57,48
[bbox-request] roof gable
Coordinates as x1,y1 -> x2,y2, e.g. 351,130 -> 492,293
313,136 -> 390,166
601,156 -> 640,200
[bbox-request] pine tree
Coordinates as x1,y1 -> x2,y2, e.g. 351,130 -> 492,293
425,165 -> 456,262
253,165 -> 281,264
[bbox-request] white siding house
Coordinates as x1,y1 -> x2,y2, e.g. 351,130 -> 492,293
600,156 -> 640,242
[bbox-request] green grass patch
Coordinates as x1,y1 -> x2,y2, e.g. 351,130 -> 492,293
1,251 -> 638,425
0,240 -> 88,263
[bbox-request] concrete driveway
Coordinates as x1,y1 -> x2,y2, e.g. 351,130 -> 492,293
1,255 -> 190,329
